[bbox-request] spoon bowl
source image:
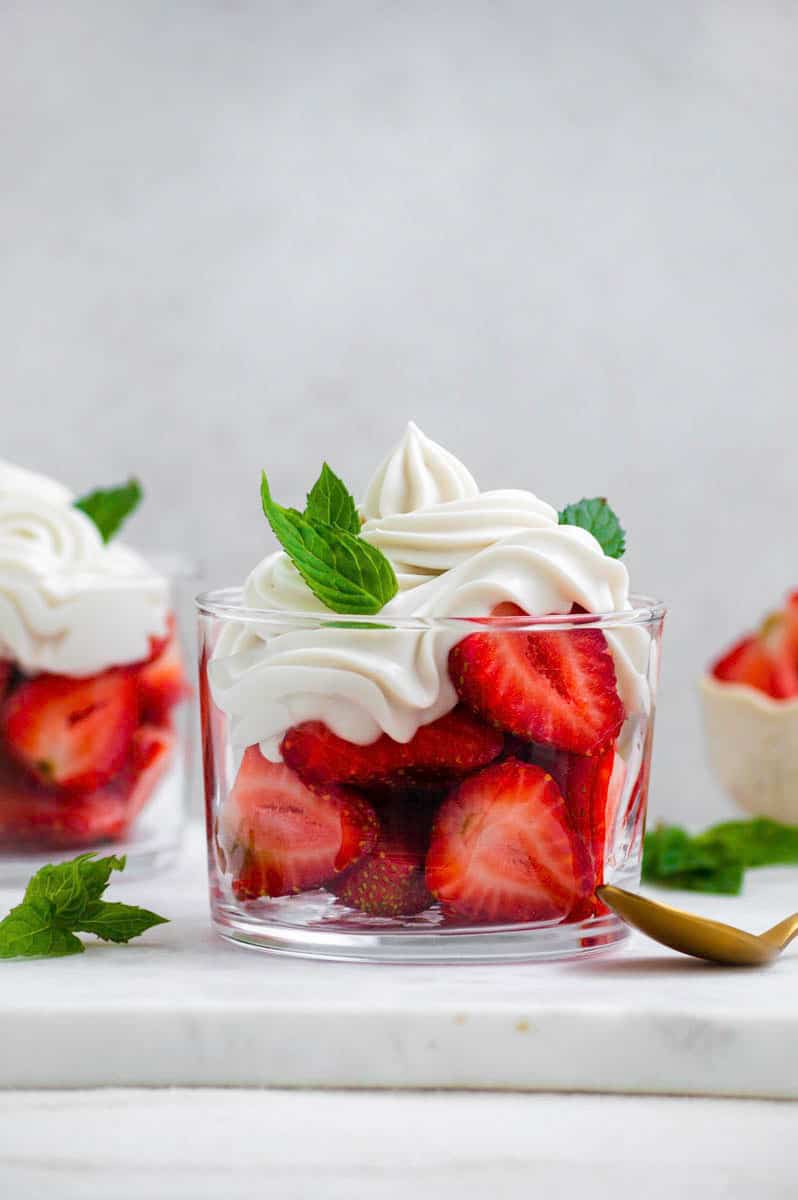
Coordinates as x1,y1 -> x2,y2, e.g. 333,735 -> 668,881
596,885 -> 798,966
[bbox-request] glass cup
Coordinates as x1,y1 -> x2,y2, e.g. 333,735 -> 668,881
0,555 -> 195,883
198,589 -> 665,963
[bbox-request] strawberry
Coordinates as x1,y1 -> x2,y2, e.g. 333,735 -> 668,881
0,724 -> 174,848
218,746 -> 378,900
1,668 -> 138,791
331,794 -> 434,917
281,706 -> 503,788
522,742 -> 615,885
425,758 -> 593,924
711,597 -> 798,700
118,724 -> 176,823
137,619 -> 190,725
449,605 -> 624,755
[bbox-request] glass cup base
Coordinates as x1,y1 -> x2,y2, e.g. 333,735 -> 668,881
211,902 -> 629,964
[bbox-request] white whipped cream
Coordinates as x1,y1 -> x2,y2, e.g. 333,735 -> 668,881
210,425 -> 651,757
0,461 -> 169,676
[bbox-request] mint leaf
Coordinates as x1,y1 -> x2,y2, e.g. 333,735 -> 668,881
304,463 -> 360,534
642,818 -> 798,894
75,853 -> 127,901
24,852 -> 126,914
24,858 -> 90,926
559,498 -> 626,559
261,472 -> 398,615
74,478 -> 142,543
0,902 -> 84,958
77,901 -> 168,944
697,818 -> 798,869
642,825 -> 744,894
0,852 -> 168,959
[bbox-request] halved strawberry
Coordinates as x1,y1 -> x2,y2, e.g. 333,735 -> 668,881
1,669 -> 138,791
425,758 -> 593,924
0,661 -> 13,703
281,706 -> 503,788
711,636 -> 775,692
711,593 -> 798,700
524,743 -> 615,885
218,746 -> 378,900
137,622 -> 190,725
331,795 -> 434,917
449,605 -> 624,755
0,724 -> 174,848
118,724 -> 176,823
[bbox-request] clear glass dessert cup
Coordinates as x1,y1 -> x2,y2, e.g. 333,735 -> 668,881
0,556 -> 195,883
198,589 -> 665,964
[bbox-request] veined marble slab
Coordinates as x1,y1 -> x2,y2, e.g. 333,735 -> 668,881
1,827 -> 797,1096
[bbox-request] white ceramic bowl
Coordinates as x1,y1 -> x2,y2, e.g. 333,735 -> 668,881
700,675 -> 798,822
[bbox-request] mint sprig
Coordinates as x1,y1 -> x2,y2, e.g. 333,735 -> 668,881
0,853 -> 168,959
74,478 -> 142,543
261,468 -> 398,615
304,463 -> 361,534
559,497 -> 625,559
642,818 -> 798,895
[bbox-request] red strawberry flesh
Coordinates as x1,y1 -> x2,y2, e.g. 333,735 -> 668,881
1,668 -> 139,791
219,746 -> 378,900
425,758 -> 593,924
281,705 -> 503,788
137,622 -> 190,725
711,593 -> 798,700
449,605 -> 624,754
0,723 -> 175,848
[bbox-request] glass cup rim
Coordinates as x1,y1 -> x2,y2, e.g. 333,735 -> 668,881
195,586 -> 666,632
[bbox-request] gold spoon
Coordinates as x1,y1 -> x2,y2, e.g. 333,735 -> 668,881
596,884 -> 798,966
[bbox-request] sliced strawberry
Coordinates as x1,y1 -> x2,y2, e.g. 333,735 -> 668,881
137,625 -> 190,725
449,605 -> 624,755
526,744 -> 615,880
1,669 -> 138,791
425,758 -> 593,924
331,795 -> 433,917
711,636 -> 774,692
218,746 -> 378,900
281,706 -> 503,788
0,725 -> 174,848
118,724 -> 176,823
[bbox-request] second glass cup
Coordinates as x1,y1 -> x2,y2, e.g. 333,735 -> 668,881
199,590 -> 665,964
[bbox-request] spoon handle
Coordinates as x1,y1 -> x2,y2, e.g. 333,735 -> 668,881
760,913 -> 798,952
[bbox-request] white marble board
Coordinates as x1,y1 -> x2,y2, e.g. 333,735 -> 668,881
1,827 -> 797,1097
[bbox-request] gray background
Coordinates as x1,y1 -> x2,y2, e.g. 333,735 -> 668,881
2,1 -> 796,825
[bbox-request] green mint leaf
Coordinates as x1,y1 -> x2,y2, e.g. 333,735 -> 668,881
642,817 -> 798,895
261,471 -> 398,615
0,902 -> 84,958
74,478 -> 143,543
75,853 -> 127,901
23,858 -> 90,927
696,818 -> 798,869
76,900 -> 169,944
24,852 -> 126,917
0,852 -> 168,960
304,463 -> 360,534
559,497 -> 626,559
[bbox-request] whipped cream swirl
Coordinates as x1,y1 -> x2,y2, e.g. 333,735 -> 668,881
210,425 -> 651,758
0,461 -> 169,676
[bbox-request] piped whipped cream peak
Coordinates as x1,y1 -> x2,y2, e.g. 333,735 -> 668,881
0,460 -> 168,677
361,422 -> 479,520
211,424 -> 650,759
